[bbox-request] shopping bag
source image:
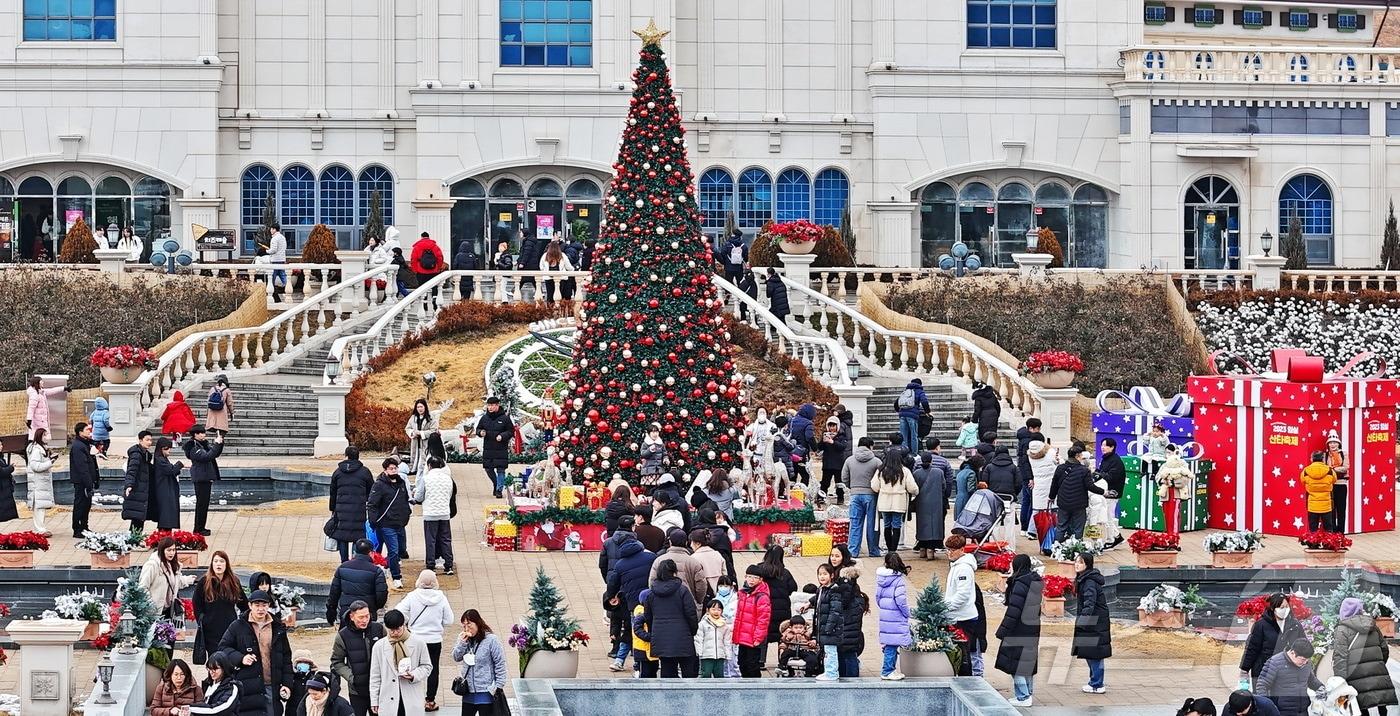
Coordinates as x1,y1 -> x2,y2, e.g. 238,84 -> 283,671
323,536 -> 338,552
365,520 -> 380,550
1033,510 -> 1056,540
1038,523 -> 1057,555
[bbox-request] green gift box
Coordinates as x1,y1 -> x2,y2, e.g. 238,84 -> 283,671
1117,456 -> 1211,532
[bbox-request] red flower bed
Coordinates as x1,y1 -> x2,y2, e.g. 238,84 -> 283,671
766,220 -> 824,245
983,551 -> 1015,573
0,531 -> 51,551
90,345 -> 158,369
145,530 -> 208,551
1236,594 -> 1312,621
1298,531 -> 1352,551
1129,530 -> 1181,553
1022,350 -> 1085,374
1042,575 -> 1075,599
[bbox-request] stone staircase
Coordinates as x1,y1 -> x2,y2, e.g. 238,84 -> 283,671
164,381 -> 321,456
867,383 -> 1015,451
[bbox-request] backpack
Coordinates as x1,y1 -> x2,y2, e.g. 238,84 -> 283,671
419,249 -> 438,270
208,387 -> 225,412
897,388 -> 917,410
728,243 -> 744,265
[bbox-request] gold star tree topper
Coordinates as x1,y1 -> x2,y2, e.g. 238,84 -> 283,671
633,19 -> 670,46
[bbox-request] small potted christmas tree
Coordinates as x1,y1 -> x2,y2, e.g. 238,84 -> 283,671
508,567 -> 588,678
901,580 -> 963,676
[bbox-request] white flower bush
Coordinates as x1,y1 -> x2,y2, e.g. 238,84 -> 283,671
1139,584 -> 1190,614
1050,537 -> 1097,563
51,591 -> 106,621
1364,592 -> 1396,618
77,530 -> 143,560
1195,296 -> 1398,373
1202,530 -> 1265,553
270,582 -> 306,616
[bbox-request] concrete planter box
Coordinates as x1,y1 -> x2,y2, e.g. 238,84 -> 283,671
1041,596 -> 1066,618
1135,550 -> 1180,568
1138,608 -> 1186,629
899,649 -> 956,677
1211,551 -> 1255,569
1303,549 -> 1347,567
0,550 -> 37,568
90,552 -> 133,569
1377,617 -> 1396,638
176,551 -> 202,569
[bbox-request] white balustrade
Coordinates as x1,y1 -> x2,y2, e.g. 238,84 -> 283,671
782,277 -> 1041,416
1283,270 -> 1400,293
184,262 -> 343,299
1122,46 -> 1400,84
1167,269 -> 1255,294
711,276 -> 853,386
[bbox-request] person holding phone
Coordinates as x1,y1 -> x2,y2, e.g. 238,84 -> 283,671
368,610 -> 431,716
450,610 -> 507,715
217,590 -> 293,716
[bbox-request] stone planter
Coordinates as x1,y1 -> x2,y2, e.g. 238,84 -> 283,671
1029,370 -> 1076,389
283,609 -> 299,629
1042,596 -> 1066,618
1303,548 -> 1347,567
90,552 -> 132,569
176,550 -> 202,569
1211,551 -> 1255,569
994,574 -> 1009,593
0,550 -> 36,568
522,649 -> 580,678
81,621 -> 103,642
1138,608 -> 1186,629
898,649 -> 956,677
99,366 -> 142,384
779,239 -> 816,255
1376,617 -> 1396,638
1135,550 -> 1180,569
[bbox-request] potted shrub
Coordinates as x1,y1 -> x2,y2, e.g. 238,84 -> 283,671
270,582 -> 307,629
90,345 -> 158,384
78,530 -> 145,568
1363,593 -> 1397,638
1298,530 -> 1352,566
1050,536 -> 1097,565
0,531 -> 51,567
146,530 -> 208,569
1129,530 -> 1181,568
1203,530 -> 1264,568
901,579 -> 965,676
984,551 -> 1015,593
48,590 -> 108,641
767,219 -> 823,256
1041,575 -> 1075,618
1136,583 -> 1202,629
1020,350 -> 1084,389
509,567 -> 589,678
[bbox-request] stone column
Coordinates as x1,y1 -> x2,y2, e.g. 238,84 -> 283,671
1032,387 -> 1079,451
460,0 -> 480,87
866,201 -> 918,266
378,0 -> 398,118
777,253 -> 817,317
236,0 -> 257,116
1012,252 -> 1053,280
175,198 -> 224,252
763,0 -> 785,122
305,0 -> 327,117
832,384 -> 876,442
412,198 -> 455,257
1245,255 -> 1287,290
94,249 -> 129,282
102,384 -> 146,451
7,618 -> 89,716
337,250 -> 371,310
312,384 -> 353,457
196,0 -> 219,64
416,0 -> 441,88
38,374 -> 68,438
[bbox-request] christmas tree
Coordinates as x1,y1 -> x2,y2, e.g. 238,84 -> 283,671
1282,214 -> 1308,270
511,567 -> 586,672
259,190 -> 277,246
364,190 -> 385,244
116,567 -> 159,647
1320,569 -> 1364,628
1382,200 -> 1400,271
58,217 -> 99,264
557,21 -> 746,485
910,579 -> 956,652
491,365 -> 523,419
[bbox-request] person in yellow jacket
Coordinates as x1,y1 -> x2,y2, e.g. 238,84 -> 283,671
630,589 -> 661,678
1301,452 -> 1337,533
1153,444 -> 1194,537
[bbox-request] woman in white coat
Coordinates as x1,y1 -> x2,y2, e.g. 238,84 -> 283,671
369,609 -> 433,716
1027,440 -> 1059,539
392,571 -> 456,712
404,399 -> 439,478
25,428 -> 56,535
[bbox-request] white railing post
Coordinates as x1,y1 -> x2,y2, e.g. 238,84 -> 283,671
339,250 -> 371,311
8,618 -> 89,716
832,383 -> 876,442
94,248 -> 130,282
1012,253 -> 1053,281
102,383 -> 147,452
312,383 -> 353,456
1032,386 -> 1079,449
1245,255 -> 1287,290
778,252 -> 818,318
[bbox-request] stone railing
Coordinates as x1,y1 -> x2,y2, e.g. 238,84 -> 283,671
1282,270 -> 1400,293
1122,45 -> 1400,84
1166,269 -> 1256,294
712,276 -> 853,386
784,276 -> 1042,416
126,263 -> 399,413
185,262 -> 344,299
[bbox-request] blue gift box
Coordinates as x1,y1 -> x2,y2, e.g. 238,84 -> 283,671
1090,412 -> 1195,453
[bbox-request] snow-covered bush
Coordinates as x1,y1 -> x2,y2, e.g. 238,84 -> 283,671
1194,293 -> 1400,374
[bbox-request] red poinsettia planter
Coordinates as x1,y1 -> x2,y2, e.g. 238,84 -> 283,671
0,532 -> 50,567
1129,531 -> 1181,568
1298,531 -> 1352,567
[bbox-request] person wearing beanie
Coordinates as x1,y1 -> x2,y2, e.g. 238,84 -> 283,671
733,565 -> 772,677
1323,431 -> 1349,530
1223,689 -> 1283,716
287,649 -> 337,716
649,528 -> 707,616
297,677 -> 354,716
1331,596 -> 1398,714
1049,444 -> 1102,541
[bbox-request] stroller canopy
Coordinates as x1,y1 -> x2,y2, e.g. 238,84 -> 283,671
954,488 -> 1003,539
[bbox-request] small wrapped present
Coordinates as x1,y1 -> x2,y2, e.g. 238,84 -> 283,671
825,518 -> 850,545
556,485 -> 582,508
800,532 -> 834,557
488,535 -> 516,552
790,486 -> 806,504
491,520 -> 518,538
586,483 -> 610,510
482,504 -> 510,521
813,509 -> 829,522
770,533 -> 803,557
825,503 -> 850,521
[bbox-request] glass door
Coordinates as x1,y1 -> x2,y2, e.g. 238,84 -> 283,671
1194,208 -> 1227,269
530,199 -> 564,241
489,203 -> 524,262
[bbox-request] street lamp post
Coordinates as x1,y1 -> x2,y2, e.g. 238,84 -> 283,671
937,239 -> 983,277
1260,229 -> 1274,257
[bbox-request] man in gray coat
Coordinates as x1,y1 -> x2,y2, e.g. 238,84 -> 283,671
840,437 -> 883,558
649,529 -> 709,615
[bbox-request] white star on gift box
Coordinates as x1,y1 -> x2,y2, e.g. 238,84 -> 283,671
1276,386 -> 1285,394
1265,498 -> 1273,507
1284,498 -> 1292,505
1371,517 -> 1377,526
1264,411 -> 1274,420
1311,412 -> 1319,421
1370,464 -> 1377,475
1272,467 -> 1282,478
1387,511 -> 1394,523
1200,406 -> 1210,415
1364,496 -> 1371,506
1289,480 -> 1297,488
1226,417 -> 1233,424
1223,474 -> 1232,484
1225,513 -> 1234,526
1273,520 -> 1281,529
1332,385 -> 1342,394
1217,381 -> 1226,391
1293,517 -> 1305,529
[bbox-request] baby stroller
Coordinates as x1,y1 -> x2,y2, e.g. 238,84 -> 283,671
778,647 -> 823,678
952,488 -> 1017,562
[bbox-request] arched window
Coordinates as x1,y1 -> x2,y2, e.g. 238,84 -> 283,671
240,165 -> 276,252
279,166 -> 316,238
318,166 -> 355,228
1144,50 -> 1164,80
1035,182 -> 1072,262
698,168 -> 733,233
58,176 -> 91,196
450,178 -> 487,259
994,182 -> 1033,267
774,168 -> 810,222
736,168 -> 772,229
1242,53 -> 1263,81
566,179 -> 602,200
134,177 -> 170,196
1290,54 -> 1310,82
813,168 -> 850,227
0,178 -> 13,196
96,177 -> 130,195
18,176 -> 52,195
1184,175 -> 1240,269
358,166 -> 394,226
1072,184 -> 1110,268
1337,55 -> 1358,83
957,182 -> 996,259
1194,51 -> 1214,80
528,178 -> 563,197
919,181 -> 957,267
489,178 -> 524,198
451,178 -> 486,198
1279,174 -> 1334,265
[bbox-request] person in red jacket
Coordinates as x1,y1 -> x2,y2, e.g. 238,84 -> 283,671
733,565 -> 772,678
159,391 -> 197,440
409,232 -> 445,287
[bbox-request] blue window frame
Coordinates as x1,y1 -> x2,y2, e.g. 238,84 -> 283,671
1242,9 -> 1265,26
1144,4 -> 1167,23
1279,174 -> 1334,264
240,165 -> 276,253
735,168 -> 772,229
357,166 -> 394,226
813,169 -> 850,227
280,165 -> 316,228
1194,7 -> 1215,24
774,169 -> 810,223
1289,10 -> 1310,28
966,0 -> 1056,49
318,166 -> 355,227
23,0 -> 117,41
500,0 -> 592,67
698,168 -> 734,233
1337,12 -> 1358,30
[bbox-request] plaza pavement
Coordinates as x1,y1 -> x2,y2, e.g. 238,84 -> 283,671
5,454 -> 1398,712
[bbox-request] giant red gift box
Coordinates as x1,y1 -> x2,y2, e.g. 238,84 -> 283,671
1187,350 -> 1399,536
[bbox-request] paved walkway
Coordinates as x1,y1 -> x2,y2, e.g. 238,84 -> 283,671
5,456 -> 1399,712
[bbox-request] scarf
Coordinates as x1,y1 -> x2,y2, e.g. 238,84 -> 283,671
304,695 -> 327,716
389,628 -> 410,664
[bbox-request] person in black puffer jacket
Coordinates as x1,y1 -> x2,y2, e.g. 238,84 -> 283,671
765,269 -> 791,322
814,563 -> 848,679
1330,597 -> 1398,714
517,236 -> 547,294
836,567 -> 868,678
603,486 -> 635,537
643,560 -> 700,678
365,460 -> 412,586
971,383 -> 1001,440
326,539 -> 388,626
1239,594 -> 1305,680
217,591 -> 293,716
1048,445 -> 1102,541
329,601 -> 386,716
328,447 -> 374,563
758,547 -> 799,654
983,447 -> 1019,497
697,505 -> 736,582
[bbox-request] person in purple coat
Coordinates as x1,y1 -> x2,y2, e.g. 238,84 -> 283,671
875,553 -> 913,680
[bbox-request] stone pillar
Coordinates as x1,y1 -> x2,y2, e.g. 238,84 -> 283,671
1032,387 -> 1079,451
7,618 -> 89,716
196,0 -> 219,64
777,253 -> 817,317
1245,255 -> 1287,290
102,384 -> 146,450
412,199 -> 455,257
94,248 -> 129,282
175,197 -> 224,252
338,250 -> 371,310
312,384 -> 353,457
832,384 -> 876,442
83,647 -> 146,716
38,374 -> 68,437
1012,253 -> 1053,280
866,201 -> 917,267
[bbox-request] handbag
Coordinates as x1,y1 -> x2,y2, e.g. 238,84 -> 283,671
365,519 -> 380,550
323,536 -> 338,552
450,677 -> 468,696
323,516 -> 337,538
492,689 -> 511,715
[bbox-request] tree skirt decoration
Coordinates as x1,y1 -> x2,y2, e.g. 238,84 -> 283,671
556,24 -> 746,486
1188,349 -> 1400,536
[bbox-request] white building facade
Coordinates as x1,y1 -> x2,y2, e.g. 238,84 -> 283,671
0,0 -> 1396,268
